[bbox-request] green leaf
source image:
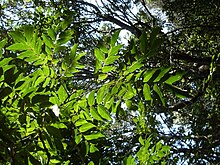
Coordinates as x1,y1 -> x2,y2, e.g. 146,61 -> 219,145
0,39 -> 7,58
33,58 -> 45,66
0,87 -> 12,100
125,100 -> 132,109
47,28 -> 56,40
98,73 -> 108,81
0,57 -> 13,66
111,30 -> 120,46
43,77 -> 51,87
98,105 -> 112,120
0,39 -> 7,57
123,91 -> 135,100
105,55 -> 120,65
51,123 -> 67,129
90,143 -> 99,153
0,39 -> 7,48
103,92 -> 112,104
75,52 -> 86,61
102,66 -> 116,73
125,60 -> 143,75
57,85 -> 68,103
143,83 -> 152,101
47,48 -> 53,59
153,67 -> 171,82
25,55 -> 39,63
75,119 -> 88,127
16,77 -> 31,91
43,65 -> 50,77
96,86 -> 106,104
29,154 -> 41,165
42,34 -> 54,48
161,146 -> 170,153
118,86 -> 127,97
111,83 -> 121,95
44,132 -> 54,149
153,84 -> 165,106
34,76 -> 45,87
105,97 -> 114,109
21,87 -> 36,98
50,79 -> 56,88
17,50 -> 36,59
50,159 -> 61,164
24,26 -> 34,42
150,26 -> 162,44
57,30 -> 74,45
135,70 -> 144,81
79,123 -> 96,132
50,68 -> 56,78
108,45 -> 122,56
143,69 -> 158,82
36,38 -> 43,54
140,32 -> 148,54
95,60 -> 101,73
151,38 -> 164,51
130,39 -> 137,54
7,43 -> 28,51
165,71 -> 186,84
112,100 -> 121,113
88,161 -> 95,165
60,18 -> 72,30
2,65 -> 14,73
84,132 -> 105,140
125,155 -> 136,165
90,107 -> 103,121
78,97 -> 87,108
95,48 -> 105,61
61,61 -> 67,71
46,126 -> 62,139
32,94 -> 49,104
88,91 -> 95,106
99,43 -> 108,53
31,30 -> 38,45
156,140 -> 163,150
82,110 -> 93,120
165,83 -> 192,98
139,136 -> 145,145
75,134 -> 82,144
70,43 -> 78,59
10,31 -> 26,43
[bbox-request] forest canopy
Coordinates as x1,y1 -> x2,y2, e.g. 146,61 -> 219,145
0,0 -> 220,164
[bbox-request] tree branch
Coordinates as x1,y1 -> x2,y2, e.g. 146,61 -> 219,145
169,63 -> 212,111
78,0 -> 142,37
166,25 -> 220,34
172,52 -> 213,65
168,92 -> 202,111
103,15 -> 142,37
141,0 -> 157,25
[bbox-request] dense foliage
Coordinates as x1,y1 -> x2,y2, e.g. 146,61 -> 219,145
0,0 -> 219,164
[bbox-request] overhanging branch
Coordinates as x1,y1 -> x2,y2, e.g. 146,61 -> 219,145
77,0 -> 142,37
172,52 -> 212,65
